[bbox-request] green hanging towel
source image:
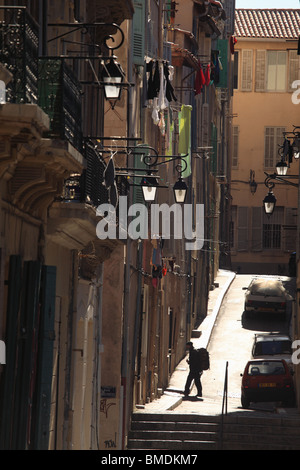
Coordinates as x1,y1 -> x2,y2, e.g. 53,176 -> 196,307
178,104 -> 192,178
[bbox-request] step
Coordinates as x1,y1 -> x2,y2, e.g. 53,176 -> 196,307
127,438 -> 218,450
129,429 -> 218,441
221,440 -> 300,451
131,420 -> 219,433
223,422 -> 300,437
132,412 -> 221,423
222,430 -> 300,446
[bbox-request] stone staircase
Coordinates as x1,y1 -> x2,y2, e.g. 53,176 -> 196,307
128,413 -> 221,450
128,412 -> 300,450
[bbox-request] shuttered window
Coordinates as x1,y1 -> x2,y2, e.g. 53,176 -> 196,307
255,50 -> 266,92
262,207 -> 283,249
264,126 -> 286,169
133,0 -> 146,65
237,206 -> 248,251
240,49 -> 253,91
288,50 -> 300,91
266,51 -> 286,92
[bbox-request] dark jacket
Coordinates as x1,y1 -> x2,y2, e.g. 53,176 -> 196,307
188,348 -> 201,372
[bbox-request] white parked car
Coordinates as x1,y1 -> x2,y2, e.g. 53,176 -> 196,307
252,333 -> 293,370
244,278 -> 293,318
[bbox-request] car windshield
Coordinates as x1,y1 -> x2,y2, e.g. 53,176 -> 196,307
248,361 -> 285,375
254,340 -> 292,356
250,281 -> 284,297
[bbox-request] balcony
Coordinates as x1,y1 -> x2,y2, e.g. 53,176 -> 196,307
0,6 -> 83,154
38,58 -> 83,153
47,142 -> 129,257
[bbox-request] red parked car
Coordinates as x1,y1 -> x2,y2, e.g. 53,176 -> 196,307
241,359 -> 295,409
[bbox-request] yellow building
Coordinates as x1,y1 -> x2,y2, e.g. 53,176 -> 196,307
231,9 -> 300,274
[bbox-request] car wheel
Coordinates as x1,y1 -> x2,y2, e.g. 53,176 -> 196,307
241,395 -> 250,409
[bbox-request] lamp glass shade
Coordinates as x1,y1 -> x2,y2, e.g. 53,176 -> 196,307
276,161 -> 288,176
293,138 -> 300,159
103,76 -> 122,100
102,59 -> 123,100
173,178 -> 188,203
141,176 -> 158,202
263,191 -> 276,215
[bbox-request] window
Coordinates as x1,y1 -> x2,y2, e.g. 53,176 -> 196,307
240,50 -> 253,91
264,126 -> 285,169
232,126 -> 239,168
289,50 -> 300,90
237,206 -> 248,251
255,50 -> 299,92
262,207 -> 283,249
266,51 -> 286,91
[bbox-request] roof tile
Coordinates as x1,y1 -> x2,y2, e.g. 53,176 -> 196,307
235,9 -> 300,39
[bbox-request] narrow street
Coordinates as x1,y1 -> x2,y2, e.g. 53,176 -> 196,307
176,274 -> 296,414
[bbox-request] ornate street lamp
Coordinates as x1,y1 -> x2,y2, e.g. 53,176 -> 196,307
141,175 -> 159,203
101,58 -> 125,107
263,189 -> 277,216
173,177 -> 188,203
276,160 -> 288,176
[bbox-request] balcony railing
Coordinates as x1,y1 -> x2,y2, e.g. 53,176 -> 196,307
62,143 -> 129,207
0,6 -> 83,153
38,58 -> 83,152
0,6 -> 39,104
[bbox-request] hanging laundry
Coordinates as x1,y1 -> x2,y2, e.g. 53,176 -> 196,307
194,61 -> 205,95
151,97 -> 160,125
164,63 -> 177,103
158,62 -> 168,110
230,36 -> 237,55
146,60 -> 160,100
178,105 -> 192,178
204,63 -> 211,86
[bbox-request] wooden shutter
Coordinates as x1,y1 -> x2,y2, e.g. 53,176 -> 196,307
237,206 -> 248,251
251,207 -> 262,251
255,50 -> 266,92
289,50 -> 300,91
133,0 -> 145,65
33,266 -> 57,450
241,50 -> 253,91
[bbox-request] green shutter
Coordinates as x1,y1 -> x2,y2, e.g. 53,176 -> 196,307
14,260 -> 42,449
33,266 -> 57,450
133,0 -> 145,65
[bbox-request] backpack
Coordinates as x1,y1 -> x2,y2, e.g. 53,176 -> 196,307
197,348 -> 210,371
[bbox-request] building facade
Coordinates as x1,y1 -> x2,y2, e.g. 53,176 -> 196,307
0,0 -> 235,450
231,8 -> 300,274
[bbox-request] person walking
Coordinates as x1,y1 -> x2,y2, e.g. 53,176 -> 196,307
184,341 -> 202,397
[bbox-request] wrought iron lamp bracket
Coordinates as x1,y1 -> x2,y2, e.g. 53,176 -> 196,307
48,22 -> 125,52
